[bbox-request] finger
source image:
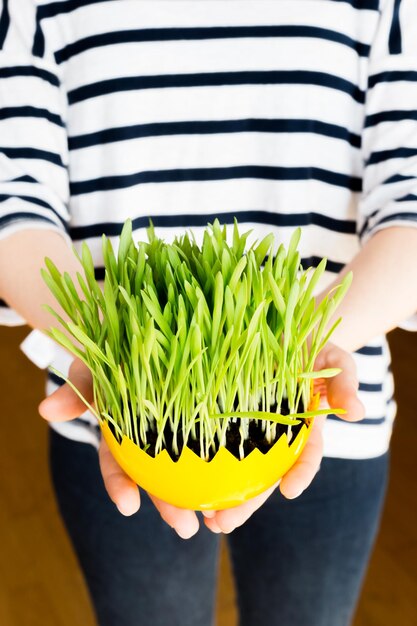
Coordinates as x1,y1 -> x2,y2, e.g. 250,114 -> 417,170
326,374 -> 365,422
39,359 -> 94,422
148,494 -> 200,540
212,482 -> 279,534
203,516 -> 223,534
98,438 -> 140,516
279,416 -> 325,499
316,346 -> 365,422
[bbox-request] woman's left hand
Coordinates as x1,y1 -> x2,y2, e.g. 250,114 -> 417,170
203,342 -> 365,534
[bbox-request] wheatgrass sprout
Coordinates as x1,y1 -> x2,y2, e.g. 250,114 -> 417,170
42,220 -> 350,460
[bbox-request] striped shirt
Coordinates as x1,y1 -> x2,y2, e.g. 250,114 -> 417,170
1,0 -> 417,458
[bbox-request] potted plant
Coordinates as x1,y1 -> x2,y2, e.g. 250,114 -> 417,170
42,220 -> 350,510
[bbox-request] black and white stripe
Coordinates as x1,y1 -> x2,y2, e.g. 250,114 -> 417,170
1,0 -> 417,459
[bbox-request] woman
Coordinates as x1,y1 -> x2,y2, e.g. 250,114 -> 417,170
0,1 -> 417,625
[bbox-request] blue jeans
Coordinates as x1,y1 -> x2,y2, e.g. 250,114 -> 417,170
49,429 -> 388,626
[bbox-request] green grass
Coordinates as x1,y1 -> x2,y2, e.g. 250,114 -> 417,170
42,220 -> 350,460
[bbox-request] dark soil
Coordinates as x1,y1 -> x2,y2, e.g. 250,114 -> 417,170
109,398 -> 307,462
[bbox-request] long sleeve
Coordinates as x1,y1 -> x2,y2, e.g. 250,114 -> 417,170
0,0 -> 70,325
358,0 -> 417,330
358,0 -> 417,242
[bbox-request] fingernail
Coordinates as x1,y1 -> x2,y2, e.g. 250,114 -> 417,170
38,400 -> 49,417
175,519 -> 200,540
117,504 -> 132,516
204,520 -> 223,533
117,500 -> 139,516
202,510 -> 215,518
175,528 -> 196,540
286,489 -> 303,500
218,524 -> 235,534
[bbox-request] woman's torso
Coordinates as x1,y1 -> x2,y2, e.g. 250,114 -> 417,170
37,0 -> 394,458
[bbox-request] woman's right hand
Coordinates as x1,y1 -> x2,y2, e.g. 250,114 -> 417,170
38,358 -> 201,539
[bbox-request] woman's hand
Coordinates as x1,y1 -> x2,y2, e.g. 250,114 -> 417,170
38,358 -> 200,540
203,342 -> 365,534
39,342 -> 364,538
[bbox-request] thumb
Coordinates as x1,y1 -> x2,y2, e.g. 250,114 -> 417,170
38,358 -> 94,422
315,344 -> 365,423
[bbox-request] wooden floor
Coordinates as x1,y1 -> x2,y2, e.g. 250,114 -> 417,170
0,325 -> 416,625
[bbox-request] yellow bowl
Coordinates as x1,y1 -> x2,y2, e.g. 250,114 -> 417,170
100,393 -> 320,511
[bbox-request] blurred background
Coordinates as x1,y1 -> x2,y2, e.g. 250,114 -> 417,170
0,325 -> 416,626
